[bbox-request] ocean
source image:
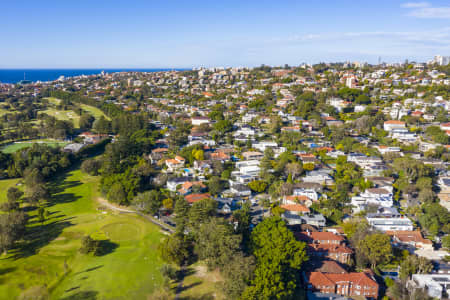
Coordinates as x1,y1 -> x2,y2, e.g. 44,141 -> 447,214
0,69 -> 186,84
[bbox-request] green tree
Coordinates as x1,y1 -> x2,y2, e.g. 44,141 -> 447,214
399,255 -> 433,281
93,116 -> 111,134
158,233 -> 192,266
192,149 -> 204,161
357,233 -> 392,269
242,217 -> 308,300
7,187 -> 23,203
221,253 -> 255,299
132,190 -> 161,214
208,176 -> 222,196
174,197 -> 190,233
248,180 -> 268,193
194,218 -> 242,270
0,211 -> 27,254
81,159 -> 102,176
442,235 -> 450,250
79,113 -> 95,131
188,198 -> 217,229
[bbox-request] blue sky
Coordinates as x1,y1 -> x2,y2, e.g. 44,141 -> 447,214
1,0 -> 450,68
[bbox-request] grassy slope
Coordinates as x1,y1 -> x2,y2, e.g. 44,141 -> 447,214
0,169 -> 164,300
80,104 -> 110,121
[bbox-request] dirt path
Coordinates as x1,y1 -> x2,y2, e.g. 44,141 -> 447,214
97,197 -> 175,233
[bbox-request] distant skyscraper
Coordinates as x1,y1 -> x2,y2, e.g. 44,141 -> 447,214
429,55 -> 450,66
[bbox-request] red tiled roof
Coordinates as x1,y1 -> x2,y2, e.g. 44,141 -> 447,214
308,243 -> 353,254
184,193 -> 211,203
384,120 -> 405,125
385,230 -> 432,245
152,148 -> 168,153
307,272 -> 378,288
280,204 -> 310,213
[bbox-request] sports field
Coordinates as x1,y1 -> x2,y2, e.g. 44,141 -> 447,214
1,140 -> 69,154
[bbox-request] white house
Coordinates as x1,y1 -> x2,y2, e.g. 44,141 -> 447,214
235,160 -> 261,177
293,188 -> 319,201
351,187 -> 393,212
252,141 -> 278,152
302,170 -> 334,185
366,208 -> 413,231
384,120 -> 406,132
391,128 -> 418,143
233,126 -> 255,138
191,117 -> 211,126
408,274 -> 450,299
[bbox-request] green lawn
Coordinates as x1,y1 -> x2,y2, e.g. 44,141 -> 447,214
0,178 -> 21,203
39,108 -> 80,127
45,97 -> 109,118
1,140 -> 69,154
80,104 -> 110,121
0,168 -> 165,300
44,97 -> 62,105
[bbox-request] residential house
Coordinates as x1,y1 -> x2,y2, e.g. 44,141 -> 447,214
184,193 -> 211,204
351,187 -> 393,213
149,148 -> 168,164
166,176 -> 191,192
407,274 -> 450,299
296,231 -> 353,265
165,156 -> 186,172
79,132 -> 108,144
191,116 -> 211,126
242,151 -> 264,160
366,208 -> 414,231
293,187 -> 320,201
303,170 -> 334,185
305,272 -> 379,299
304,260 -> 348,274
193,160 -> 212,175
283,211 -> 326,228
230,184 -> 252,197
295,231 -> 345,245
383,120 -> 406,132
283,195 -> 314,207
210,151 -> 230,162
178,181 -> 206,195
386,230 -> 433,251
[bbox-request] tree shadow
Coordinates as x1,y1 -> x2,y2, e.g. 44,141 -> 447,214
46,192 -> 82,207
96,240 -> 119,256
10,217 -> 75,259
74,265 -> 104,275
175,267 -> 195,282
0,267 -> 16,276
177,281 -> 202,293
60,290 -> 98,300
0,267 -> 16,284
65,286 -> 80,293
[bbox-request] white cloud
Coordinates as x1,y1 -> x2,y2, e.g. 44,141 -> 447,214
402,2 -> 450,18
284,28 -> 450,45
401,2 -> 430,8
